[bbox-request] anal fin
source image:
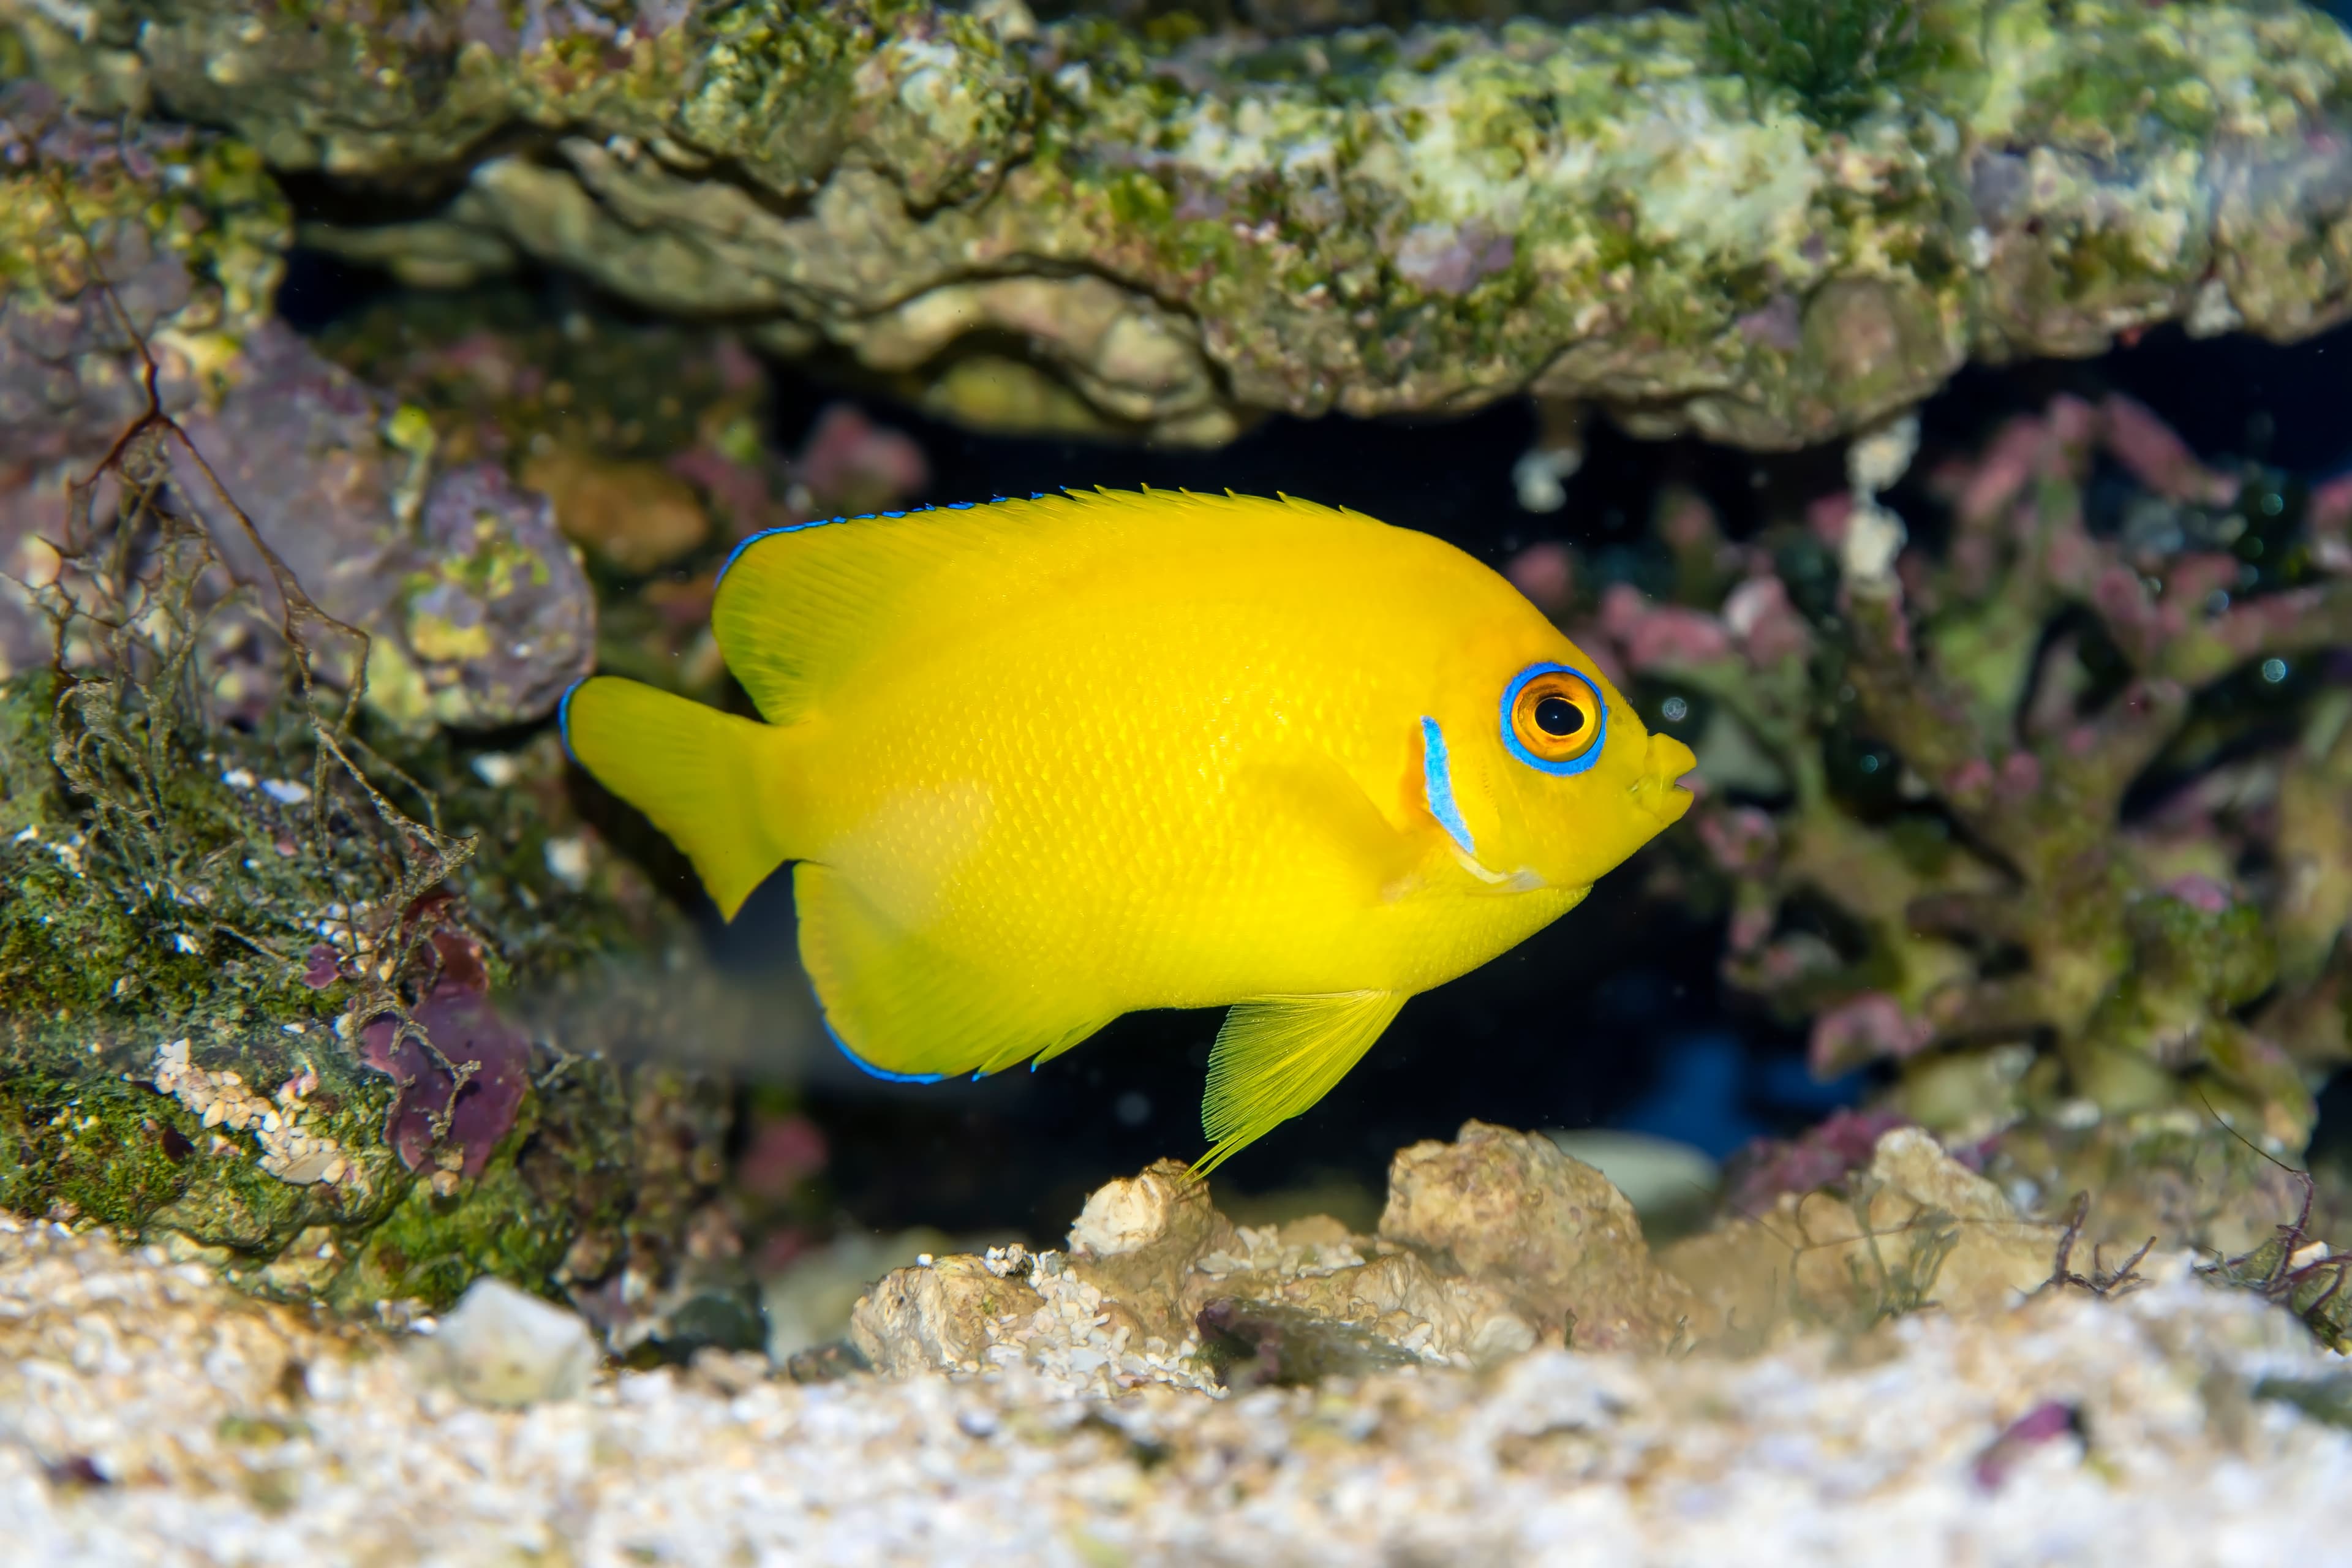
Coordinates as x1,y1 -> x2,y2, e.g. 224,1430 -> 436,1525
1195,991 -> 1408,1175
796,863 -> 1115,1082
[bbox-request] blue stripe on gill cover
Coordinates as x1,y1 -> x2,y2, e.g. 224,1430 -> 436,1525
1419,717 -> 1477,856
556,678 -> 586,763
1499,663 -> 1608,777
821,1014 -> 946,1084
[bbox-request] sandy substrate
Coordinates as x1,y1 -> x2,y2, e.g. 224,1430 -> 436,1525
2,1213 -> 2346,1567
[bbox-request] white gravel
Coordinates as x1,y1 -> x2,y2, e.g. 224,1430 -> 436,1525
1,1212 -> 2346,1567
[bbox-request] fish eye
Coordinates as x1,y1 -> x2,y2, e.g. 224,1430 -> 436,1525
1501,663 -> 1607,775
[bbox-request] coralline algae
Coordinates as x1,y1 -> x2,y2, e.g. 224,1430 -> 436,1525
14,0 -> 2352,448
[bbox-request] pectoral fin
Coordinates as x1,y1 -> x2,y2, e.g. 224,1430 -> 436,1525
1195,990 -> 1408,1175
1229,751 -> 1423,901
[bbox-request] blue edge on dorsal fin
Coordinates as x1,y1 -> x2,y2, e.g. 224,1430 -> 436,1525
561,491 -> 1089,1086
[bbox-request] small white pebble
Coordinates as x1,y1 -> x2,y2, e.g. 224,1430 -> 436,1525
544,836 -> 591,889
260,778 -> 312,806
413,1278 -> 600,1408
471,752 -> 522,788
220,768 -> 255,790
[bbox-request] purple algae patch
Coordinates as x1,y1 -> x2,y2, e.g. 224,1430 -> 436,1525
358,931 -> 530,1181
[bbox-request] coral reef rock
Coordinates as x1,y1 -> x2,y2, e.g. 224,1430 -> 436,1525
9,1200 -> 2351,1562
16,0 -> 2352,448
0,86 -> 594,730
845,1123 -> 1707,1393
1667,1125 -> 2061,1341
1381,1119 -> 1706,1350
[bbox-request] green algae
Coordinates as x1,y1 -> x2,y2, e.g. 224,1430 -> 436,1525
0,134 -> 727,1318
1703,0 -> 1935,127
27,0 -> 2352,449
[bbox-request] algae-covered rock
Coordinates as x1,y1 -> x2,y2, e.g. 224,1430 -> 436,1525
311,286 -> 931,706
0,669 -> 759,1328
16,0 -> 2352,449
1986,1110 -> 2333,1262
0,94 -> 772,1327
0,88 -> 595,731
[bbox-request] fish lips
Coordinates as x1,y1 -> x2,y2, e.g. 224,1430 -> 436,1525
1633,733 -> 1699,828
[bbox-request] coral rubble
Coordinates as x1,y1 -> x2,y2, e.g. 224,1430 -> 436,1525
12,0 -> 2352,448
837,1121 -> 2097,1390
6,1130 -> 2350,1564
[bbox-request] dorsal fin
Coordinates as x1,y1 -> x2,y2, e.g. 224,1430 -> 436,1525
709,488 -> 1362,723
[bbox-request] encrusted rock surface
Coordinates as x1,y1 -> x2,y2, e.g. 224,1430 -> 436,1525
841,1123 -> 2066,1392
13,0 -> 2352,449
842,1136 -> 1622,1391
1381,1119 -> 1705,1351
0,85 -> 595,729
7,1197 -> 2351,1563
1667,1125 -> 2062,1341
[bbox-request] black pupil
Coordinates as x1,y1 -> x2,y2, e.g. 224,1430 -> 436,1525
1534,695 -> 1583,738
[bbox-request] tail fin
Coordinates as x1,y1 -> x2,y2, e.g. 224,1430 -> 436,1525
560,676 -> 793,919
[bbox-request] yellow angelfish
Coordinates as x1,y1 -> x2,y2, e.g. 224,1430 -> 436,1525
562,489 -> 1695,1170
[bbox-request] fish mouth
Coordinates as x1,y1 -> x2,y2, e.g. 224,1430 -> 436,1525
1632,733 -> 1698,827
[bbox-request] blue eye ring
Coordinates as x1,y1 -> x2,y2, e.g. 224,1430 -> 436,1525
1500,662 -> 1607,775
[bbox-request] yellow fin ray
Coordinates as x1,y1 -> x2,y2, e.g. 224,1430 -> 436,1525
1194,991 -> 1407,1175
561,676 -> 789,920
795,863 -> 1117,1082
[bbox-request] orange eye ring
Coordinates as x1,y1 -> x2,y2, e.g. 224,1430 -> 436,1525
1502,663 -> 1605,774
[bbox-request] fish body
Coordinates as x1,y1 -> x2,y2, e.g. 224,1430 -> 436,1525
562,489 -> 1694,1168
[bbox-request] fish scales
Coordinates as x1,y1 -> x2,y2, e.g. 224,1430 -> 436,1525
563,488 -> 1695,1169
